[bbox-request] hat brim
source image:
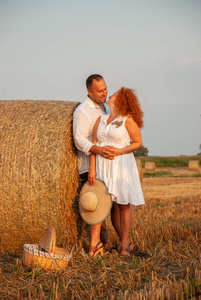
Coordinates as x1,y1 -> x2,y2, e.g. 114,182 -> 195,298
79,179 -> 112,225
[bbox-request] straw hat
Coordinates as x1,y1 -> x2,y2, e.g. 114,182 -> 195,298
79,179 -> 112,225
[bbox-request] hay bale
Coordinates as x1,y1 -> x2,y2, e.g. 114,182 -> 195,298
0,100 -> 84,254
188,160 -> 200,171
145,162 -> 156,172
135,159 -> 143,182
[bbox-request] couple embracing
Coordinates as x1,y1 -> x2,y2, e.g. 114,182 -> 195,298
73,74 -> 148,258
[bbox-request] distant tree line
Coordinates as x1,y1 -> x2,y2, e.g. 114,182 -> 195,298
198,144 -> 201,155
134,144 -> 201,157
134,145 -> 149,157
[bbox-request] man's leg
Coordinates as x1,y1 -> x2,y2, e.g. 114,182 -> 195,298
79,172 -> 89,185
100,221 -> 114,251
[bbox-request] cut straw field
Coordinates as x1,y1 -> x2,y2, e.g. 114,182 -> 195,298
0,174 -> 200,299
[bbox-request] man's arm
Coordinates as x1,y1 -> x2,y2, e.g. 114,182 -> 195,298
73,110 -> 115,159
73,109 -> 94,155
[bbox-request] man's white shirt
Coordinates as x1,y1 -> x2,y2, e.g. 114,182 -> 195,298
73,97 -> 110,174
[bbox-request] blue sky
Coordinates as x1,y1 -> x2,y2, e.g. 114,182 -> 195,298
0,0 -> 201,156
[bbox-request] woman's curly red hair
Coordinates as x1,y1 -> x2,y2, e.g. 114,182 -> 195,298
115,87 -> 144,128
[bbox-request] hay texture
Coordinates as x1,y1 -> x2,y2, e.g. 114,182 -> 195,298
0,100 -> 82,254
135,159 -> 143,182
188,160 -> 200,171
145,162 -> 156,172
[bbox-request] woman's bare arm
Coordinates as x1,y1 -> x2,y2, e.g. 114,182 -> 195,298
88,117 -> 101,186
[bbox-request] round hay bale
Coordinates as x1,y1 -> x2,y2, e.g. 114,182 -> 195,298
135,159 -> 143,182
145,162 -> 156,172
188,160 -> 200,171
0,100 -> 84,254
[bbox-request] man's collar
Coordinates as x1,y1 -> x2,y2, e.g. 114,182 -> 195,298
86,96 -> 101,109
86,96 -> 110,114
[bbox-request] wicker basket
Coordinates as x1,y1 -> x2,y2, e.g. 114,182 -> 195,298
23,226 -> 72,269
40,226 -> 56,253
23,244 -> 72,269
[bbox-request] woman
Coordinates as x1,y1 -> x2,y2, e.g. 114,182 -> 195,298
88,87 -> 145,257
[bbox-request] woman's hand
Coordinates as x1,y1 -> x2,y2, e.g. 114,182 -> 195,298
88,168 -> 97,186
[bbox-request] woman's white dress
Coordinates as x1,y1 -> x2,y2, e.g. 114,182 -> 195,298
96,115 -> 145,206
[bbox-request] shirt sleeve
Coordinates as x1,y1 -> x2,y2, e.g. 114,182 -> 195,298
73,108 -> 94,155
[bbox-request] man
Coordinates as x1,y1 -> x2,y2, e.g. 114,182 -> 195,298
73,74 -> 114,180
73,74 -> 115,255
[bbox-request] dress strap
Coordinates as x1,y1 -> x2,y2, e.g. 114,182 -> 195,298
117,115 -> 128,124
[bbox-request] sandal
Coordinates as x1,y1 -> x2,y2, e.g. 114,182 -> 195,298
129,243 -> 149,257
89,241 -> 104,258
120,246 -> 130,257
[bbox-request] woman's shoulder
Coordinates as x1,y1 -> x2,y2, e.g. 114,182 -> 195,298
125,115 -> 133,121
125,115 -> 139,130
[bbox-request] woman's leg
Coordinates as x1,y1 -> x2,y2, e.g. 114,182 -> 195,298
119,204 -> 132,256
111,202 -> 122,240
89,223 -> 103,257
112,202 -> 133,244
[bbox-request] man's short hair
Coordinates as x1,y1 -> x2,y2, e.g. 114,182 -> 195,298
86,74 -> 104,89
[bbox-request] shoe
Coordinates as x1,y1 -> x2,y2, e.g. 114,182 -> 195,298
120,246 -> 130,257
89,241 -> 104,258
129,243 -> 149,257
